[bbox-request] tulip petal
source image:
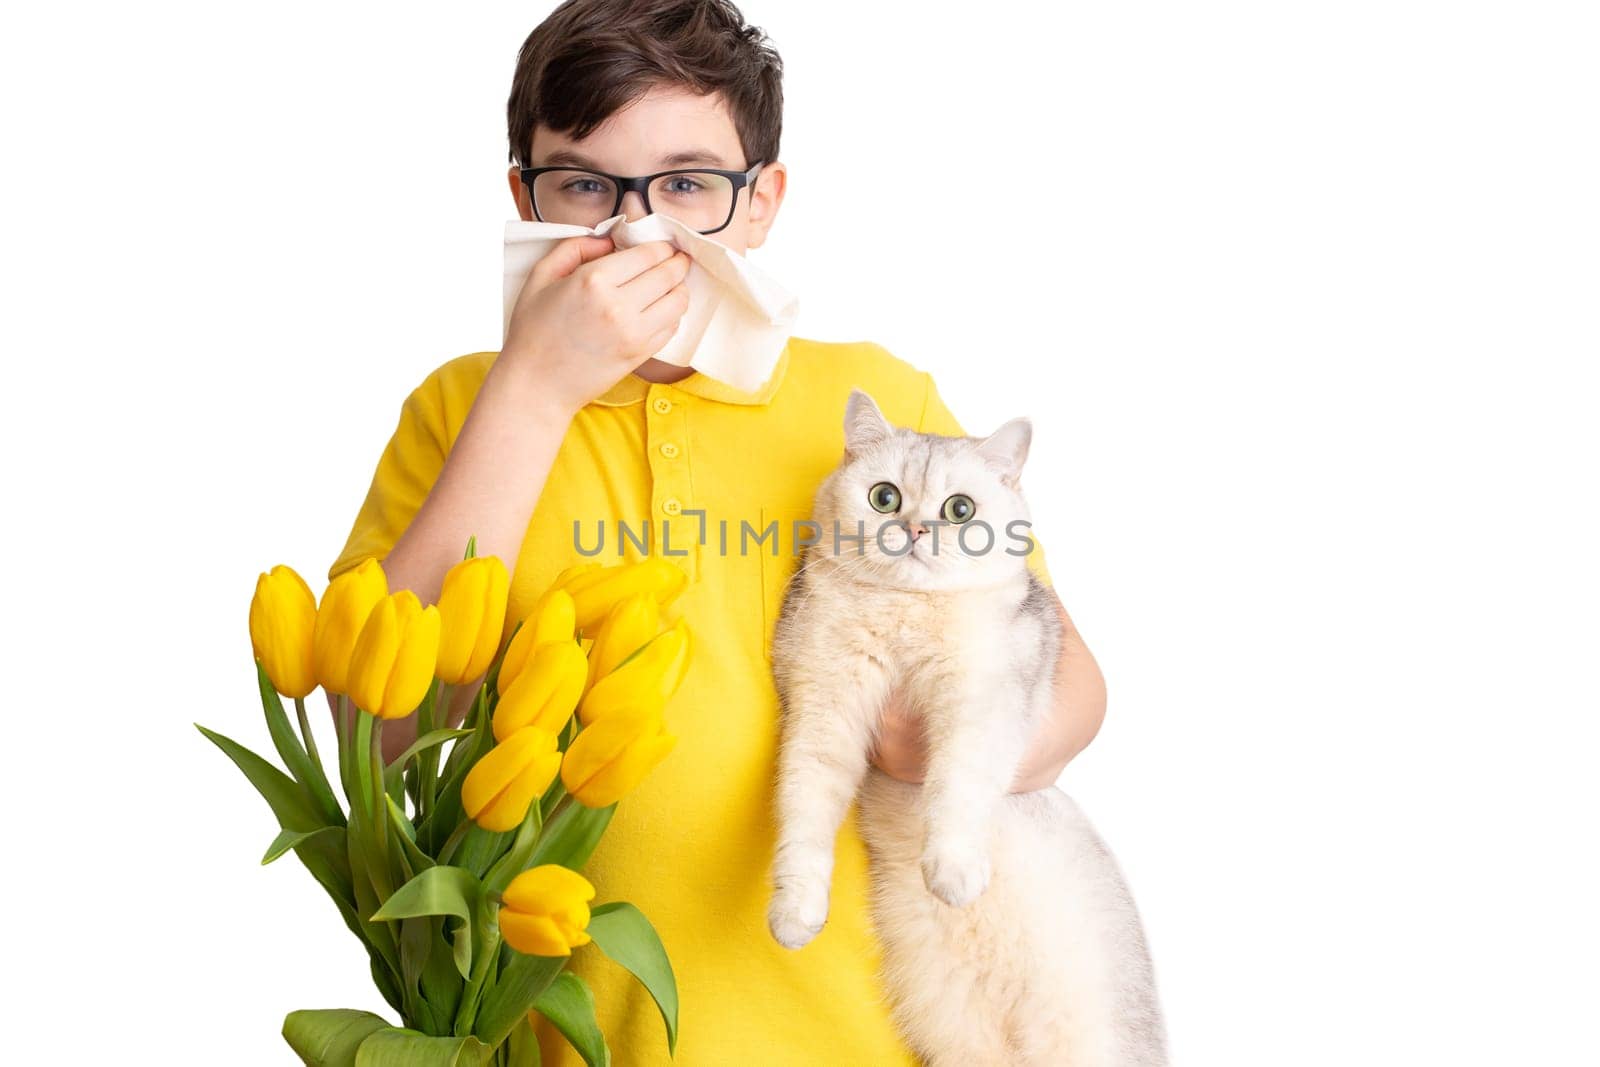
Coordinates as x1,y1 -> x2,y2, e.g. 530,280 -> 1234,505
578,620 -> 691,726
499,587 -> 578,693
587,593 -> 661,688
461,727 -> 559,830
313,558 -> 388,694
347,595 -> 401,715
382,601 -> 441,719
493,641 -> 589,742
468,557 -> 511,680
498,911 -> 573,956
249,565 -> 319,698
475,749 -> 560,832
560,706 -> 673,805
567,729 -> 677,809
503,863 -> 596,911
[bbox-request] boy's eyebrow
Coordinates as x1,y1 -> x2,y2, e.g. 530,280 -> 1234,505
535,148 -> 735,170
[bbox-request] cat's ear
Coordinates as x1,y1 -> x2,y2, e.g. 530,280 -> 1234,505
977,417 -> 1032,486
843,390 -> 894,453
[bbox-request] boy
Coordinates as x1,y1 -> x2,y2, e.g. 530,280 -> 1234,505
327,1 -> 1106,1062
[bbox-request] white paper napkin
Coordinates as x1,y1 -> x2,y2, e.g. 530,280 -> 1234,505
503,213 -> 799,394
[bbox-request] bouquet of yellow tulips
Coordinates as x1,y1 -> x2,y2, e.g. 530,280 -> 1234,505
199,539 -> 691,1066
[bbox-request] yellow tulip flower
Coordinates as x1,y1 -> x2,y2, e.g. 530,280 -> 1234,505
313,558 -> 389,695
492,640 -> 588,742
558,558 -> 687,635
498,864 -> 595,957
347,589 -> 441,719
577,619 -> 691,727
435,555 -> 510,685
461,725 -> 561,832
585,592 -> 660,689
561,703 -> 678,808
552,561 -> 601,588
248,564 -> 318,699
498,586 -> 577,693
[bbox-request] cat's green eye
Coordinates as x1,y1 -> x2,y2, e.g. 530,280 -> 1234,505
868,482 -> 901,514
941,493 -> 976,524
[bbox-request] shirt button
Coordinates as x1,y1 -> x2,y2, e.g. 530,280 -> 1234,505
662,497 -> 682,516
652,397 -> 673,415
659,442 -> 680,459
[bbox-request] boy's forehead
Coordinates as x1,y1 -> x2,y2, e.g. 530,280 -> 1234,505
528,84 -> 746,171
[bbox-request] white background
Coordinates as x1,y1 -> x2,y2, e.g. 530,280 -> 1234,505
4,2 -> 1596,1063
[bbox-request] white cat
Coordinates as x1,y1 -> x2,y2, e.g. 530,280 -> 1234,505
767,390 -> 1167,1066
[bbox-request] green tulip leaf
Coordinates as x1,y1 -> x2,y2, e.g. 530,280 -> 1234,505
587,901 -> 678,1054
504,1016 -> 540,1067
385,729 -> 473,796
398,916 -> 435,1028
257,660 -> 345,826
347,810 -> 403,980
371,955 -> 405,1018
263,825 -> 343,866
528,801 -> 616,871
455,823 -> 512,881
282,1008 -> 390,1066
197,723 -> 321,832
353,1027 -> 493,1066
531,972 -> 610,1067
425,690 -> 493,853
418,920 -> 465,1028
472,953 -> 565,1049
387,795 -> 434,876
484,799 -> 544,894
372,865 -> 483,980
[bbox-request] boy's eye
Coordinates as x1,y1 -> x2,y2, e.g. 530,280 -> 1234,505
661,175 -> 707,196
940,494 -> 976,524
560,177 -> 611,196
868,482 -> 901,514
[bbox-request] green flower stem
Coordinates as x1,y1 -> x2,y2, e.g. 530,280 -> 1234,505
421,679 -> 448,823
370,716 -> 390,882
292,695 -> 323,772
542,787 -> 572,827
438,819 -> 472,867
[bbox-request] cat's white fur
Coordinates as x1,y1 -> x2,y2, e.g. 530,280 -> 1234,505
767,390 -> 1167,1065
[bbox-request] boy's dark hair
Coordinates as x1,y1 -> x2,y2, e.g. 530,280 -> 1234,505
507,0 -> 783,169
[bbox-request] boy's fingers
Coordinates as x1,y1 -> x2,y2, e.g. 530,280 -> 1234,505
637,280 -> 691,335
585,240 -> 680,287
534,235 -> 616,280
631,320 -> 681,368
621,251 -> 692,311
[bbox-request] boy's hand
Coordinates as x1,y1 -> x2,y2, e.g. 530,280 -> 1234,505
500,235 -> 692,418
869,692 -> 929,784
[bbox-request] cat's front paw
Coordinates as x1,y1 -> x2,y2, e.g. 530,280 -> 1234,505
768,881 -> 830,949
921,837 -> 992,908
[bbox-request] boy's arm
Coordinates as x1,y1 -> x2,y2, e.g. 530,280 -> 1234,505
328,236 -> 693,764
327,354 -> 575,762
1009,598 -> 1107,791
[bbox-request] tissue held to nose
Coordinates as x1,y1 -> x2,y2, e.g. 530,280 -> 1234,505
504,213 -> 798,394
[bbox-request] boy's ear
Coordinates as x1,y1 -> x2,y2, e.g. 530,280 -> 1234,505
977,417 -> 1032,485
507,165 -> 534,221
844,389 -> 893,453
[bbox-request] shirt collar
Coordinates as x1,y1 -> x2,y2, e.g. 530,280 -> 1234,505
590,337 -> 792,408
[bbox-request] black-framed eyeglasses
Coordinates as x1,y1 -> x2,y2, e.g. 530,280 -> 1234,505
519,160 -> 765,235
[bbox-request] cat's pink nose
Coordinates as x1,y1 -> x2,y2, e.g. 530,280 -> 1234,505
908,523 -> 928,541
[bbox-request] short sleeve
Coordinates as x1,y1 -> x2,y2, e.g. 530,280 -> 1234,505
917,372 -> 1054,589
327,375 -> 450,582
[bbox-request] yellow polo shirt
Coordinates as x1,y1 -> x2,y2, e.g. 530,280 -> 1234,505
328,336 -> 1050,1065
